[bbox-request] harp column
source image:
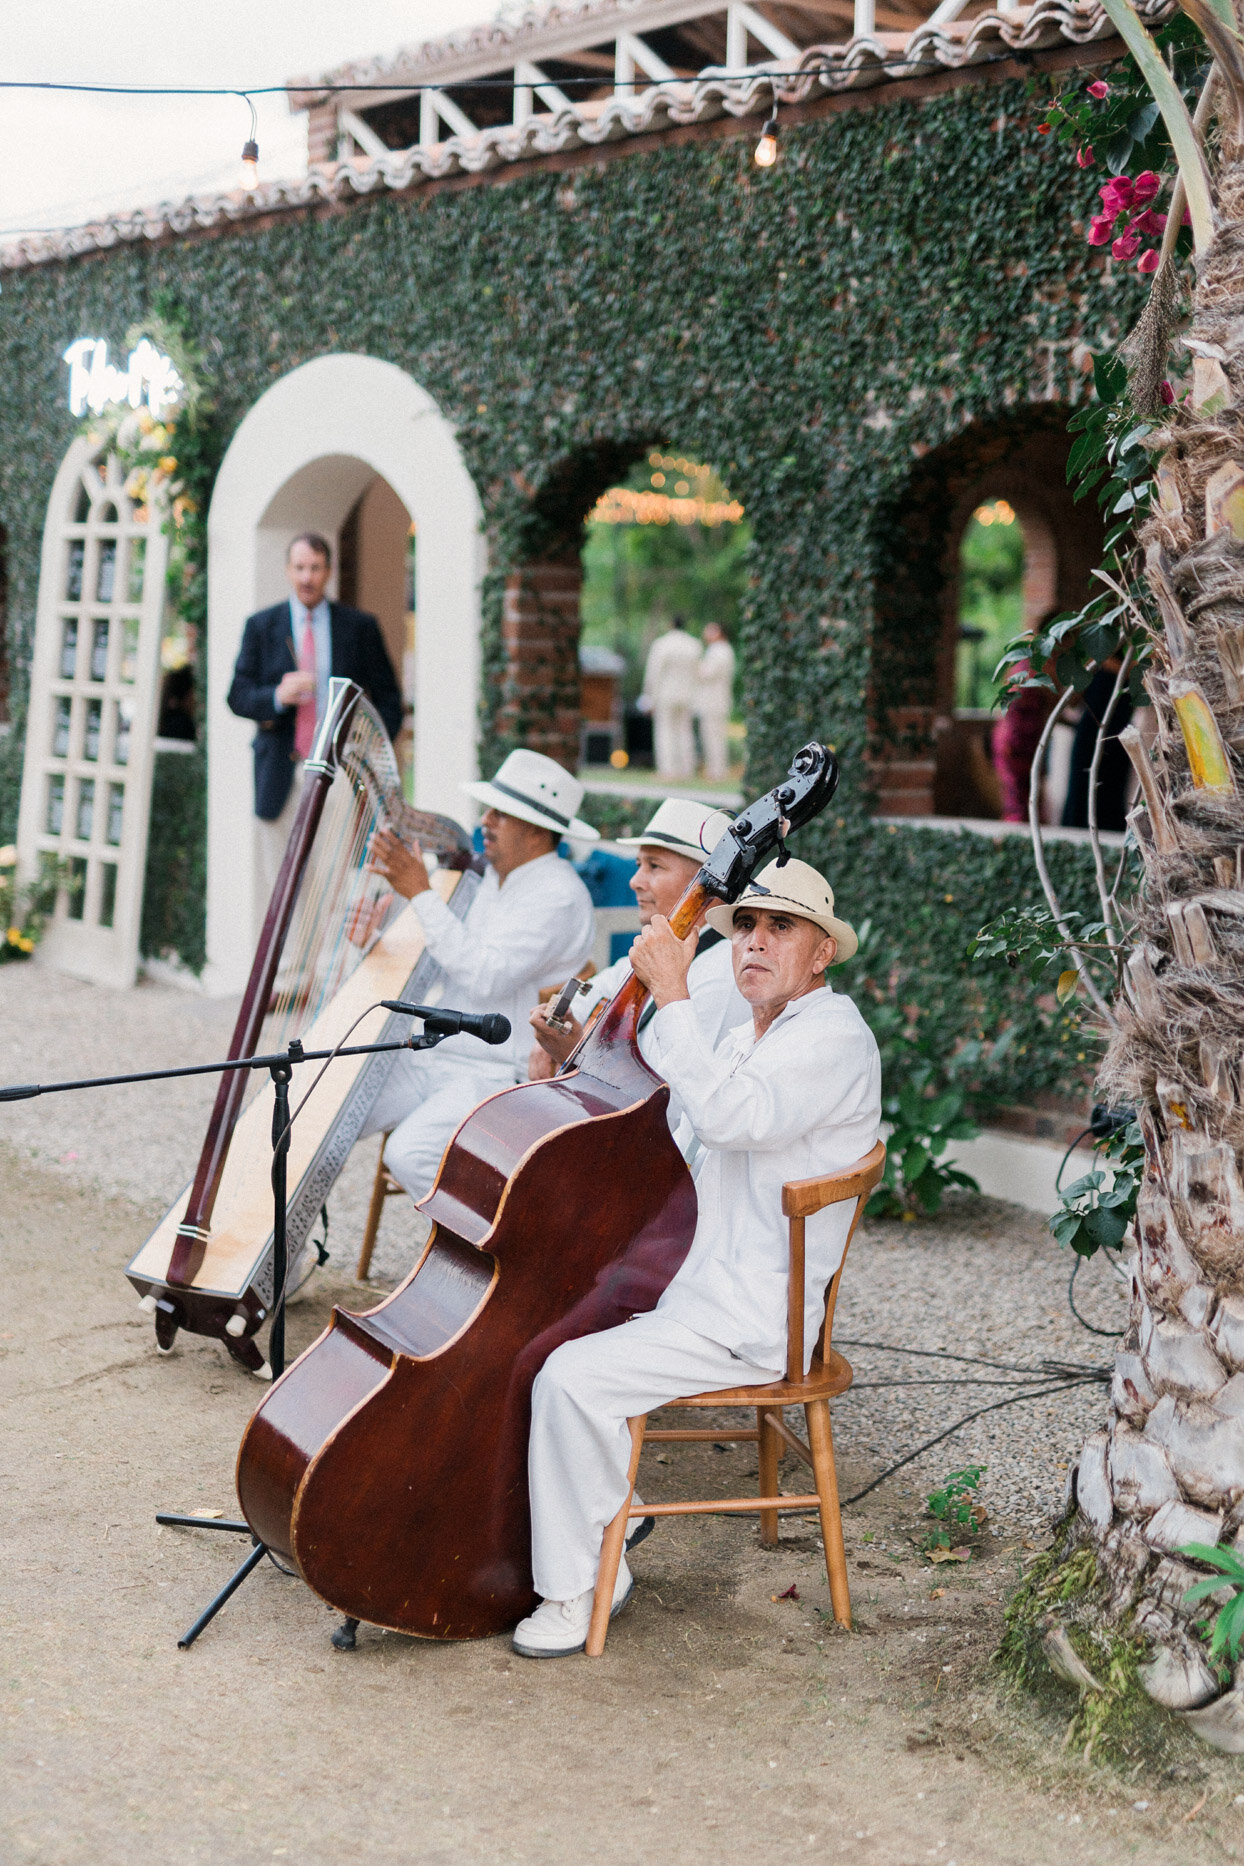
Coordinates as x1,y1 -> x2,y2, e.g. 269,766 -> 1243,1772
205,353 -> 484,997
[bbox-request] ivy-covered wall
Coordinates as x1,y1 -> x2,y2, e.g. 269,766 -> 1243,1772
0,73 -> 1140,1104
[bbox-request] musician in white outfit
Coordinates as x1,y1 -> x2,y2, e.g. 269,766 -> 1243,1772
362,750 -> 597,1201
641,617 -> 702,781
694,622 -> 737,782
527,798 -> 745,1104
513,859 -> 881,1658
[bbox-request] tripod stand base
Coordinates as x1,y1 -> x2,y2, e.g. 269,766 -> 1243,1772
177,1540 -> 267,1649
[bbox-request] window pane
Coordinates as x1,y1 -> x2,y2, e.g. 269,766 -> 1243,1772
118,618 -> 139,684
52,696 -> 72,759
98,862 -> 118,929
113,699 -> 132,767
76,778 -> 95,842
65,539 -> 85,602
96,540 -> 117,603
106,782 -> 124,846
46,774 -> 65,835
66,856 -> 87,920
83,700 -> 102,761
127,538 -> 146,602
60,618 -> 79,680
90,619 -> 109,682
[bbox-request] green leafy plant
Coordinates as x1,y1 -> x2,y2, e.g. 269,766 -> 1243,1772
0,847 -> 62,962
1182,1544 -> 1244,1668
1050,1117 -> 1143,1259
869,1074 -> 980,1220
921,1464 -> 988,1554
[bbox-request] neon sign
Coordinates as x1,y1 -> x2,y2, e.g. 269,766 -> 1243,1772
63,337 -> 184,420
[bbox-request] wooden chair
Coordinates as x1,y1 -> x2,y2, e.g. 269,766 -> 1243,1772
585,1139 -> 886,1658
356,1136 -> 400,1280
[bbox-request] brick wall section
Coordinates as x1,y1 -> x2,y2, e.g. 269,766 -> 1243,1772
868,705 -> 936,815
499,559 -> 583,773
306,104 -> 338,168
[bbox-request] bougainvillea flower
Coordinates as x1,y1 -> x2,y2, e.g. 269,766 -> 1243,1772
1037,122 -> 1052,134
1113,231 -> 1141,260
1075,145 -> 1095,167
1087,215 -> 1116,246
1137,248 -> 1161,274
1087,79 -> 1110,98
1160,380 -> 1175,404
1132,170 -> 1161,202
1132,208 -> 1166,236
1100,176 -> 1134,212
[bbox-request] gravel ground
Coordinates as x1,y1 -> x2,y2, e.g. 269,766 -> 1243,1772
0,960 -> 1128,1534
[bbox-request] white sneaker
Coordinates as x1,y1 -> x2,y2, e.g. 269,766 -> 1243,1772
512,1557 -> 633,1659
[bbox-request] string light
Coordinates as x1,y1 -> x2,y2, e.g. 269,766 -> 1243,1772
754,114 -> 779,168
240,96 -> 259,192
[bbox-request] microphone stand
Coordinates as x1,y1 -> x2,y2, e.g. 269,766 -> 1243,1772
1,1023 -> 465,1648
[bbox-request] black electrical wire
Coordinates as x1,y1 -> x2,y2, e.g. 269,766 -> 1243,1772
1067,1250 -> 1125,1339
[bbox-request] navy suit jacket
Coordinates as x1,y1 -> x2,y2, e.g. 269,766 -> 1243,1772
227,600 -> 404,820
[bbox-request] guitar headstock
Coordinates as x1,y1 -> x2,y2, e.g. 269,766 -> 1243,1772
697,741 -> 838,902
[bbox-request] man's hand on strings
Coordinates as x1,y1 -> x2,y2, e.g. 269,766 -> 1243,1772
529,1000 -> 582,1072
630,916 -> 697,1008
367,829 -> 432,900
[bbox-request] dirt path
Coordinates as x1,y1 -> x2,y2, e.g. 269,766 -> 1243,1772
3,1151 -> 1242,1866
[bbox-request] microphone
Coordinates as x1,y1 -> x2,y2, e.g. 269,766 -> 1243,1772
381,1000 -> 511,1046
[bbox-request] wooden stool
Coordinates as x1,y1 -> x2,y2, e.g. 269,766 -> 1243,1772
585,1140 -> 886,1657
356,1133 -> 403,1280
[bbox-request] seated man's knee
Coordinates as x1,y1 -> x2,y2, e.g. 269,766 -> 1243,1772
532,1336 -> 598,1414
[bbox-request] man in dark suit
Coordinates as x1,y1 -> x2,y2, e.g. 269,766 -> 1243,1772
228,531 -> 404,914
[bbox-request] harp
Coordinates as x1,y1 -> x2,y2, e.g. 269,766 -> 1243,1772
126,679 -> 479,1374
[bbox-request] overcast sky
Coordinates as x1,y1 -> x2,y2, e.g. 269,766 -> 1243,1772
0,1 -> 496,236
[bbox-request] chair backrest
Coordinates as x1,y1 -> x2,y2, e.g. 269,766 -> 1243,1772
781,1140 -> 886,1380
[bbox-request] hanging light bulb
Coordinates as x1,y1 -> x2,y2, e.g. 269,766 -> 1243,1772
239,95 -> 259,192
754,115 -> 779,168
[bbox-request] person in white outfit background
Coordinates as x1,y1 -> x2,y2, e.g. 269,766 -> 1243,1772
513,858 -> 882,1658
641,616 -> 702,780
361,749 -> 597,1202
694,621 -> 737,782
527,797 -> 745,1111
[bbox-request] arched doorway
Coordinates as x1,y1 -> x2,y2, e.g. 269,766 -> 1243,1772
205,355 -> 483,995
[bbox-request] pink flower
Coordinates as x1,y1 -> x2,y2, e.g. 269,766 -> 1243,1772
1132,170 -> 1161,203
1112,231 -> 1140,260
1100,175 -> 1134,213
1087,79 -> 1110,99
1131,208 -> 1166,235
1137,247 -> 1161,273
1087,214 -> 1116,246
1160,380 -> 1175,404
1075,145 -> 1095,167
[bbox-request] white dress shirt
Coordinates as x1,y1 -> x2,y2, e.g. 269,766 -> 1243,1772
646,985 -> 881,1373
409,851 -> 595,1076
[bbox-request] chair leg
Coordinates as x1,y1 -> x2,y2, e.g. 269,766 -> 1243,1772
586,1416 -> 646,1659
806,1398 -> 850,1628
356,1135 -> 392,1280
757,1406 -> 781,1546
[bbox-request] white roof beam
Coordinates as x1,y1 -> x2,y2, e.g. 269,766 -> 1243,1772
728,4 -> 801,62
419,89 -> 478,143
515,60 -> 574,113
616,31 -> 677,84
337,108 -> 391,160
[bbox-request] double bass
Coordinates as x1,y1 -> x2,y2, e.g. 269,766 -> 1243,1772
237,741 -> 839,1638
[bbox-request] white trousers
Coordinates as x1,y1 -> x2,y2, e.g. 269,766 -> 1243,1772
254,763 -> 303,945
653,704 -> 696,781
697,709 -> 731,782
529,1313 -> 780,1601
359,1048 -> 515,1199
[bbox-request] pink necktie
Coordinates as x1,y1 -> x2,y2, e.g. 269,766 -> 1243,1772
294,616 -> 316,761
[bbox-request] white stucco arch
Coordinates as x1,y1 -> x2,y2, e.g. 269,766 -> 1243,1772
205,353 -> 484,994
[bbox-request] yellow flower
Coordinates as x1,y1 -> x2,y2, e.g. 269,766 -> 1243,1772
17,937 -> 34,953
0,844 -> 16,866
7,926 -> 22,944
158,455 -> 178,474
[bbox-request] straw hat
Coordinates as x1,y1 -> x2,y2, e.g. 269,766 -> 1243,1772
462,749 -> 599,841
617,798 -> 734,865
704,857 -> 857,964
